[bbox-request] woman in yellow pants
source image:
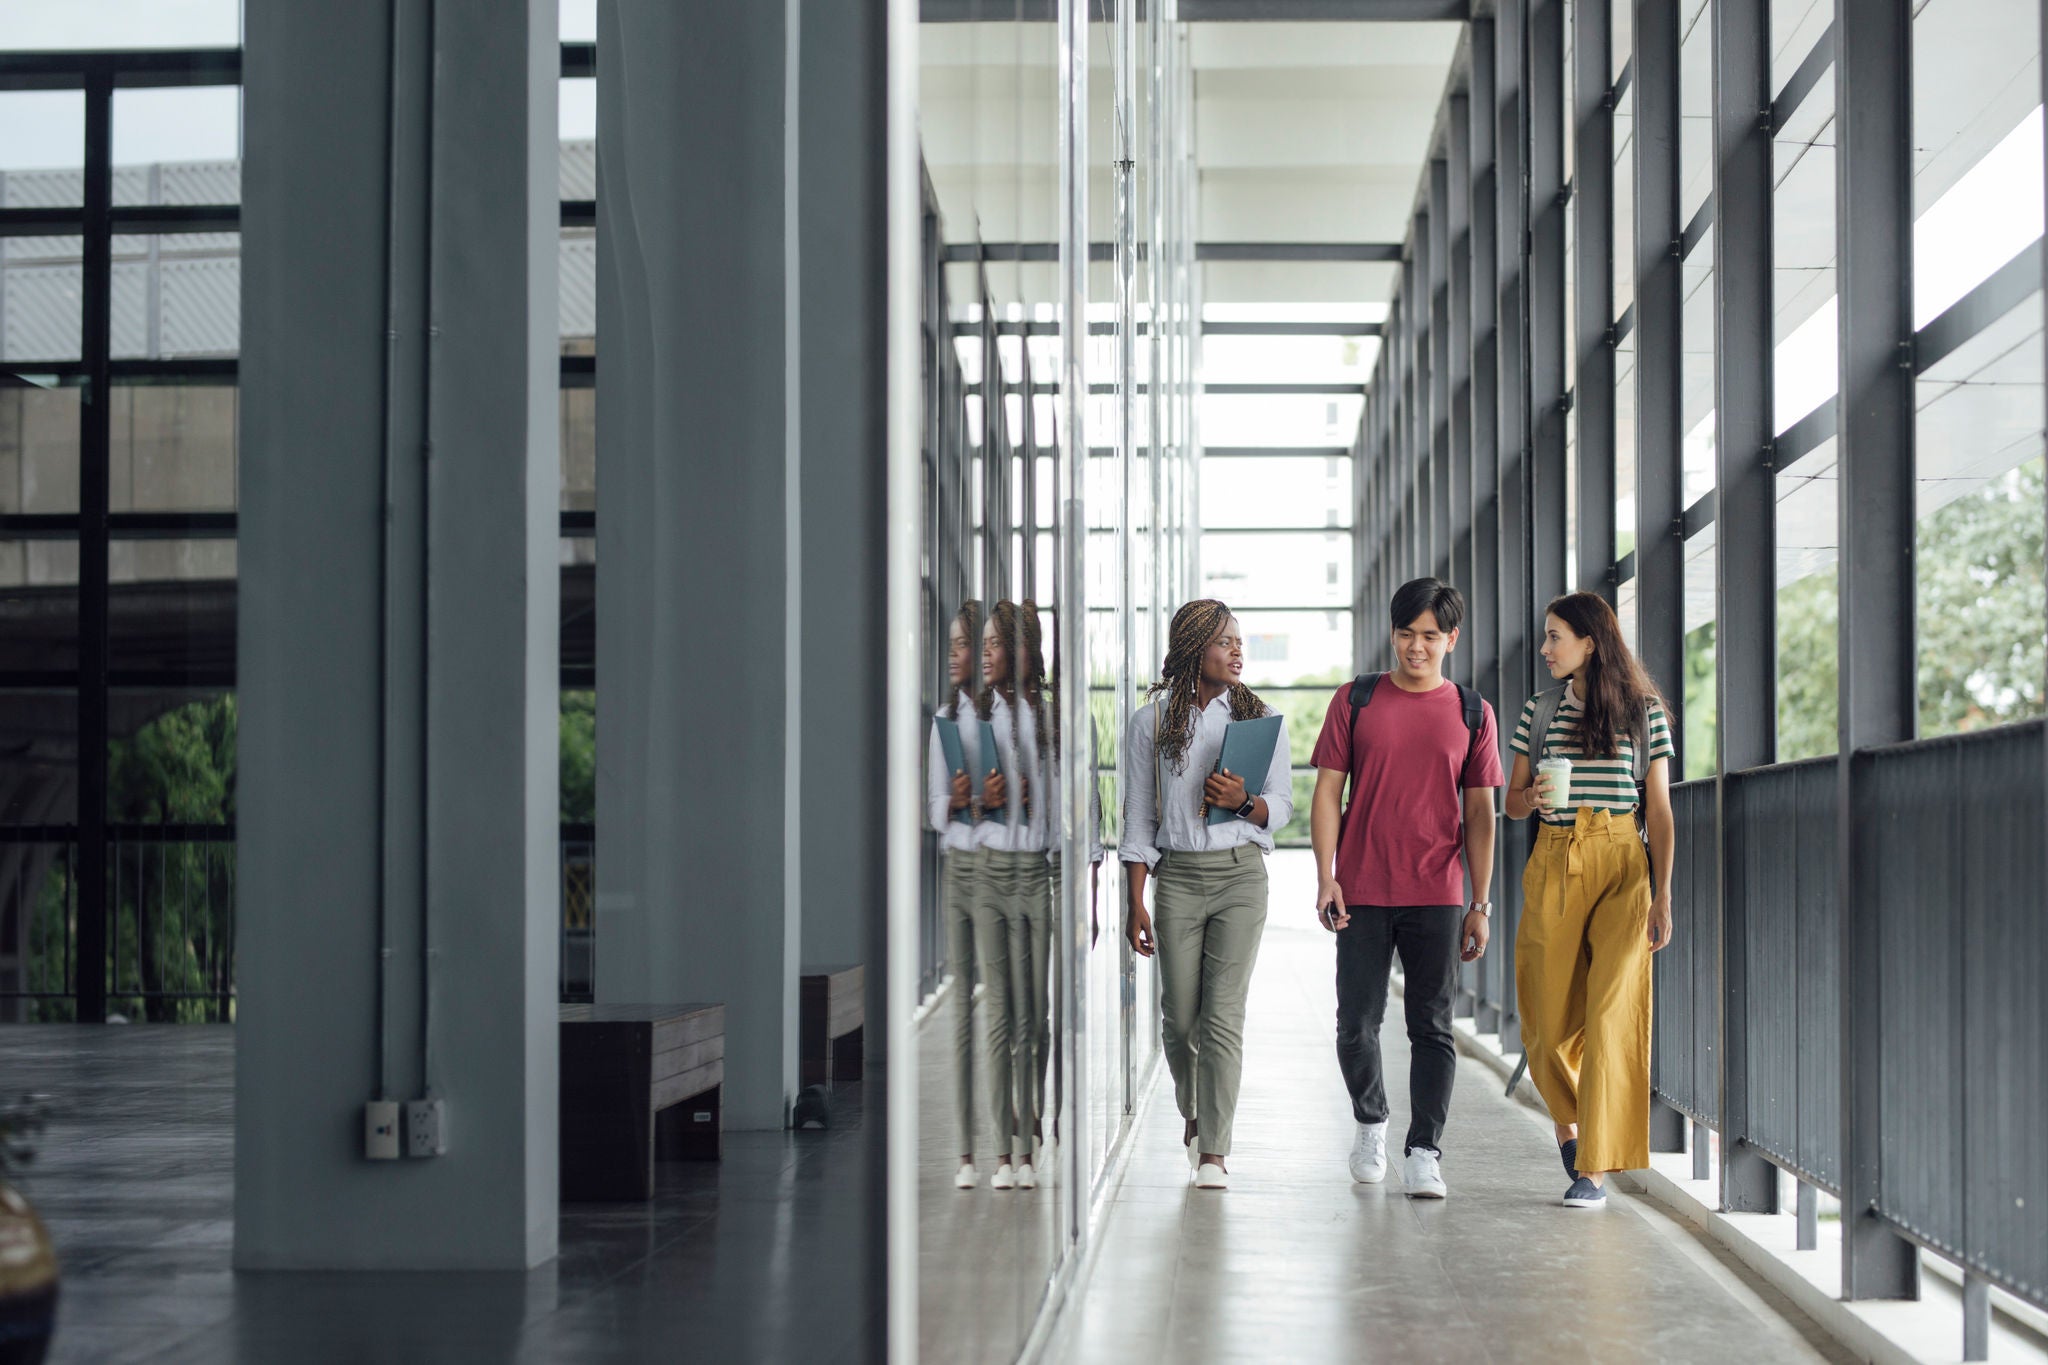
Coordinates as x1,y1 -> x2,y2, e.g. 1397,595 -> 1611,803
1505,592 -> 1676,1209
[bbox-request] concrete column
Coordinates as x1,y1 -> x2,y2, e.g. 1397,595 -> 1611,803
596,0 -> 801,1130
799,0 -> 888,978
235,0 -> 561,1269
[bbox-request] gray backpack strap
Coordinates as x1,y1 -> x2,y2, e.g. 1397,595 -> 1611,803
1631,700 -> 1653,784
1527,684 -> 1569,761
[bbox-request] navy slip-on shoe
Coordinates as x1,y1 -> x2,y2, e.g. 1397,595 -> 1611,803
1560,1139 -> 1580,1182
1561,1175 -> 1607,1209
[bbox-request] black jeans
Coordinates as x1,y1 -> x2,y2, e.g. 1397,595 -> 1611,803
1334,904 -> 1462,1155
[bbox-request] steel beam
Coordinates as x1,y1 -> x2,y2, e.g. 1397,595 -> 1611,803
1528,0 -> 1567,615
1431,157 -> 1453,584
1471,26 -> 1501,724
1632,0 -> 1685,760
1448,98 -> 1475,685
76,71 -> 112,1024
1834,0 -> 1921,1303
1712,0 -> 1780,1216
1574,0 -> 1616,598
1494,0 -> 1529,1054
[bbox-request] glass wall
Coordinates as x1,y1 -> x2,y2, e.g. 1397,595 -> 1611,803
907,6 -> 1196,1359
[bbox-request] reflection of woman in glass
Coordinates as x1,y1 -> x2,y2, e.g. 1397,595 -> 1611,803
1122,600 -> 1293,1190
977,600 -> 1054,1191
927,599 -> 987,1189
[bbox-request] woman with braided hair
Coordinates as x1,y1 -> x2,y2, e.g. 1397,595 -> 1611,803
1121,600 -> 1293,1189
974,600 -> 1057,1190
926,599 -> 991,1189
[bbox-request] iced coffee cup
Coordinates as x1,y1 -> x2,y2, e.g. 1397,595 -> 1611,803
1536,755 -> 1573,812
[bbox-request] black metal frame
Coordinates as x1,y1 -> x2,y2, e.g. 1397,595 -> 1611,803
1359,0 -> 2048,1334
0,43 -> 603,1020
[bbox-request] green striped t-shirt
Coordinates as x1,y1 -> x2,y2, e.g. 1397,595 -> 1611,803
1511,692 -> 1676,826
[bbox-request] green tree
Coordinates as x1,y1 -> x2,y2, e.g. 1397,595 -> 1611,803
1915,459 -> 2045,736
560,690 -> 596,823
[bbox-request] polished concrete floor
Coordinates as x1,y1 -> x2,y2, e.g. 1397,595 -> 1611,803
1045,919 -> 1858,1365
1,1024 -> 874,1364
915,976 -> 1061,1365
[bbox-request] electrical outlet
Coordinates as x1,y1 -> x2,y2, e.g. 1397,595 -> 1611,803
404,1098 -> 445,1157
364,1100 -> 400,1160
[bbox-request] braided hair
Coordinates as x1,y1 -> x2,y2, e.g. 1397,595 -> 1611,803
977,599 -> 1053,759
942,598 -> 981,719
1146,599 -> 1268,773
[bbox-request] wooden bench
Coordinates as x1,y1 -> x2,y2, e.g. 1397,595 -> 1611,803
799,965 -> 864,1087
559,1002 -> 723,1200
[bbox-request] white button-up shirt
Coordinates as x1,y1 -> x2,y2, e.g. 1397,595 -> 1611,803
977,691 -> 1053,854
925,690 -> 982,854
1119,694 -> 1293,869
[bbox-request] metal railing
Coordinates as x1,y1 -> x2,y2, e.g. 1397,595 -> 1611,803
559,823 -> 594,1003
1647,722 -> 2047,1316
0,826 -> 235,1023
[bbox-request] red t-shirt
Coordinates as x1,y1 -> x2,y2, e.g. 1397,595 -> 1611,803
1309,678 -> 1504,908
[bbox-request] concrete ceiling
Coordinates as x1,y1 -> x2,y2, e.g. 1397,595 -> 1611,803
919,17 -> 1460,312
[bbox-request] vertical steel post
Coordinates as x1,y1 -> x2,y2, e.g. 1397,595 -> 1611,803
1712,0 -> 1780,1216
1632,0 -> 1685,750
1528,0 -> 1567,613
1494,1 -> 1530,1053
1448,99 -> 1475,689
1472,25 -> 1502,733
1574,0 -> 1617,598
1834,0 -> 1919,1302
78,72 -> 113,1024
1431,157 -> 1453,585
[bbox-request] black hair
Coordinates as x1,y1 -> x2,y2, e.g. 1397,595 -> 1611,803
1390,577 -> 1465,635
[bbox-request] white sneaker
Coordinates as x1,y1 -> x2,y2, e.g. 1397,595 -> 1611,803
1015,1162 -> 1037,1190
1349,1120 -> 1389,1183
1402,1147 -> 1447,1199
1194,1161 -> 1229,1190
991,1163 -> 1016,1191
1186,1134 -> 1201,1169
954,1163 -> 978,1190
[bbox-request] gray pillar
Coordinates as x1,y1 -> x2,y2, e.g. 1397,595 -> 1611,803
1834,0 -> 1922,1302
236,0 -> 560,1269
799,0 -> 887,979
596,0 -> 801,1131
1573,0 -> 1616,599
1712,0 -> 1781,1217
1528,0 -> 1567,611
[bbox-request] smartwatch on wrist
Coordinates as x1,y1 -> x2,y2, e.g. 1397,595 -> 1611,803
1235,796 -> 1257,820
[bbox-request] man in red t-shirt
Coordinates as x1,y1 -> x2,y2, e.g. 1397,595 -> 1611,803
1308,577 -> 1502,1200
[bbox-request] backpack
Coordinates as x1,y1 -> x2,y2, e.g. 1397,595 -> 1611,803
1342,673 -> 1486,816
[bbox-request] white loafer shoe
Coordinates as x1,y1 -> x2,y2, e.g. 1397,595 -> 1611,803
1194,1162 -> 1229,1190
954,1163 -> 978,1190
1015,1162 -> 1036,1190
991,1163 -> 1016,1191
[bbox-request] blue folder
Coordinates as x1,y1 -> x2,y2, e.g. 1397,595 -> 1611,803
1203,713 -> 1285,826
934,716 -> 1005,824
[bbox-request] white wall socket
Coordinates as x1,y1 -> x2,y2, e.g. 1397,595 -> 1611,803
404,1098 -> 446,1157
364,1100 -> 400,1160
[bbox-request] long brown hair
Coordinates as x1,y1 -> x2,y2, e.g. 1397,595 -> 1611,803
1545,591 -> 1664,759
1146,599 -> 1267,773
976,600 -> 1052,757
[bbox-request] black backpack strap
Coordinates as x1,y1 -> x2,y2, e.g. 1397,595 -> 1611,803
1453,682 -> 1484,791
1343,674 -> 1383,812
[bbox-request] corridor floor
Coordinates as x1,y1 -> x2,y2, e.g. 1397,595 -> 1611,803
1045,919 -> 1855,1365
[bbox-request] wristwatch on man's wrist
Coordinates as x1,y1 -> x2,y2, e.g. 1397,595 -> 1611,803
1235,795 -> 1258,820
1467,900 -> 1493,917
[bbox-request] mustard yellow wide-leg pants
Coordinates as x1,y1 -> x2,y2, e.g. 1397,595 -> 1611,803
1515,808 -> 1653,1174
